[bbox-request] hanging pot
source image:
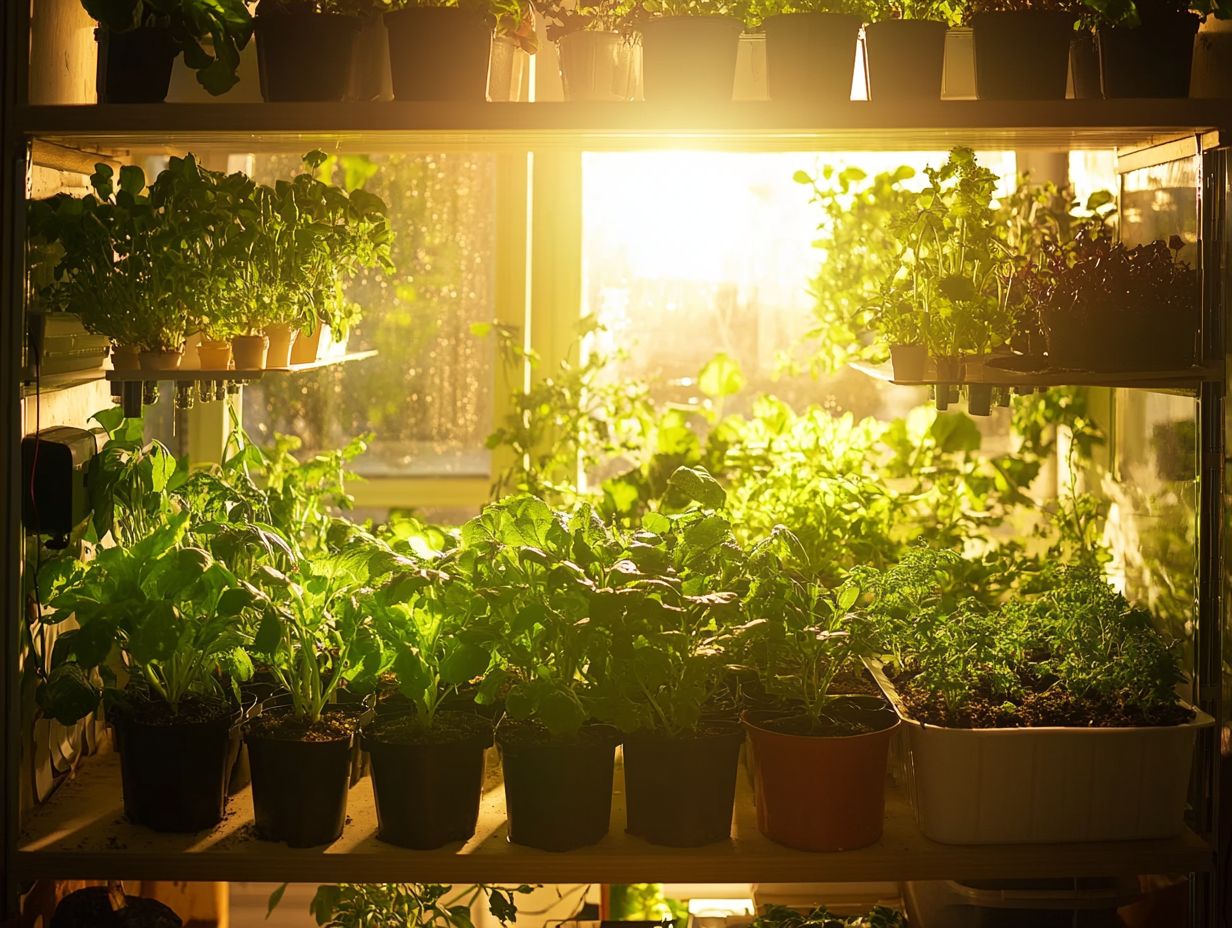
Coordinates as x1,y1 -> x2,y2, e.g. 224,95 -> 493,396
264,323 -> 297,369
558,31 -> 637,101
967,383 -> 993,416
246,709 -> 358,847
363,712 -> 492,849
863,20 -> 947,101
139,348 -> 184,371
763,13 -> 862,101
1097,13 -> 1199,98
640,16 -> 743,103
95,26 -> 179,103
497,722 -> 619,851
623,722 -> 744,847
230,334 -> 269,370
110,344 -> 141,372
1070,32 -> 1101,98
742,698 -> 899,851
256,12 -> 360,102
890,343 -> 928,381
112,696 -> 240,833
385,7 -> 493,102
196,339 -> 233,370
971,12 -> 1074,99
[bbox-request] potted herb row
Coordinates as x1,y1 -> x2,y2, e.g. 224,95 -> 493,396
861,548 -> 1212,844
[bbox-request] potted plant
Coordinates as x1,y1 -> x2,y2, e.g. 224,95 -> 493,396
1037,231 -> 1198,372
37,509 -> 261,834
863,0 -> 953,101
535,0 -> 642,100
253,0 -> 378,101
964,0 -> 1083,98
590,468 -> 748,847
269,882 -> 532,928
860,548 -> 1212,843
1086,0 -> 1201,96
383,0 -> 520,102
752,905 -> 905,928
745,0 -> 866,101
243,539 -> 388,847
877,148 -> 1015,409
638,0 -> 748,102
458,495 -> 620,851
82,0 -> 253,102
361,565 -> 497,849
737,529 -> 898,851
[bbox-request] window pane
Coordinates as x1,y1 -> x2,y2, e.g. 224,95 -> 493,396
242,153 -> 499,479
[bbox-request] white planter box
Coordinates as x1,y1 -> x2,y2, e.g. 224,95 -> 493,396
867,661 -> 1213,844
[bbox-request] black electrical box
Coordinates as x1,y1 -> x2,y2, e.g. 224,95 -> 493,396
21,426 -> 101,547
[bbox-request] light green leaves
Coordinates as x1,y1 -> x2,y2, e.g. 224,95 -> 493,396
666,466 -> 726,510
698,352 -> 746,399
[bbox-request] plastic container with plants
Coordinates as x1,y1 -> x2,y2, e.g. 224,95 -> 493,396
82,0 -> 253,102
361,567 -> 498,849
252,0 -> 385,102
534,0 -> 642,100
454,495 -> 620,851
589,466 -> 749,847
736,528 -> 898,852
637,0 -> 750,102
862,0 -> 954,102
858,546 -> 1214,844
958,0 -> 1085,100
746,0 -> 868,102
268,882 -> 534,928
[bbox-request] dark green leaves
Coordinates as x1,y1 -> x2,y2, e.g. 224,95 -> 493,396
37,663 -> 101,725
666,466 -> 726,509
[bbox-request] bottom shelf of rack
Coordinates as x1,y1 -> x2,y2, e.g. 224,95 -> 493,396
15,751 -> 1212,884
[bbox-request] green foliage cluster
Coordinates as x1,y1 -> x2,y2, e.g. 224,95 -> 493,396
268,882 -> 533,928
753,903 -> 905,928
83,0 -> 253,95
27,152 -> 392,351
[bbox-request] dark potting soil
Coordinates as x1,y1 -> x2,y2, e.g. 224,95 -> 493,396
496,719 -> 619,750
629,720 -> 742,743
114,692 -> 233,727
246,710 -> 358,743
894,672 -> 1194,729
755,710 -> 883,737
366,710 -> 492,746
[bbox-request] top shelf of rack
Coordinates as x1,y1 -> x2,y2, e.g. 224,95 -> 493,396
16,100 -> 1231,154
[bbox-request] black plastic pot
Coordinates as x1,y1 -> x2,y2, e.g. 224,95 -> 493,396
364,712 -> 492,849
246,713 -> 356,847
763,13 -> 862,101
112,699 -> 239,833
972,12 -> 1074,99
623,722 -> 744,847
497,723 -> 619,851
256,12 -> 360,102
967,383 -> 993,416
1070,32 -> 1101,98
1045,307 -> 1197,372
1097,14 -> 1198,98
640,16 -> 744,102
385,8 -> 492,102
864,20 -> 947,101
96,26 -> 179,103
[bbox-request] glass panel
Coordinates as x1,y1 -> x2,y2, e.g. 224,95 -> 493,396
241,153 -> 500,479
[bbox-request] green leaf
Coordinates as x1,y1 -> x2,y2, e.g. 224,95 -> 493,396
37,663 -> 100,725
126,601 -> 181,664
666,466 -> 726,509
538,688 -> 585,736
267,883 -> 288,918
439,641 -> 490,685
929,412 -> 982,453
252,609 -> 283,654
698,352 -> 746,399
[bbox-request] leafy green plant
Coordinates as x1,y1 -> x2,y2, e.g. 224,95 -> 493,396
745,0 -> 871,24
641,0 -> 752,21
268,882 -> 533,928
534,0 -> 642,37
83,0 -> 254,95
752,904 -> 905,928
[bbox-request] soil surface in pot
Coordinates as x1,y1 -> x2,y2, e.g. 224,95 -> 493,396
246,710 -> 358,743
891,667 -> 1194,728
496,718 -> 619,749
114,692 -> 232,727
755,700 -> 893,737
367,711 -> 491,746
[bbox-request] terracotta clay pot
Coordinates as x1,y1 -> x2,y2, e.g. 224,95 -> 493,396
742,699 -> 899,851
890,343 -> 928,381
231,334 -> 270,371
139,349 -> 184,371
196,340 -> 233,370
265,324 -> 297,369
110,345 -> 141,371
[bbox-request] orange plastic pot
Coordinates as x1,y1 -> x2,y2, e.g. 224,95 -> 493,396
742,699 -> 898,851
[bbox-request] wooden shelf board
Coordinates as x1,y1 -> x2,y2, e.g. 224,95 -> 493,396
849,359 -> 1224,394
15,751 -> 1212,884
15,100 -> 1230,154
104,350 -> 377,384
